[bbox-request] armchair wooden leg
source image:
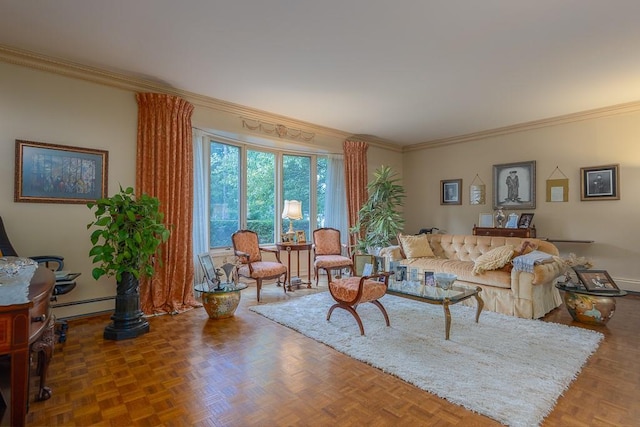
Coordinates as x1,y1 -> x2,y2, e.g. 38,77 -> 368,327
256,279 -> 262,302
327,303 -> 365,335
371,300 -> 390,327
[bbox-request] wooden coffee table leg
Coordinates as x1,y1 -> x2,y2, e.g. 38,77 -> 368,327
442,298 -> 451,340
474,287 -> 484,323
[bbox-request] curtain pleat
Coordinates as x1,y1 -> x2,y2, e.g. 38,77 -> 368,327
343,140 -> 369,248
136,93 -> 200,315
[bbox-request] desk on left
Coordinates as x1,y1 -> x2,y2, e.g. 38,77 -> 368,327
0,266 -> 55,427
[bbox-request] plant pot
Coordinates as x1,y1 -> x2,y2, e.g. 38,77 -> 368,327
103,271 -> 149,340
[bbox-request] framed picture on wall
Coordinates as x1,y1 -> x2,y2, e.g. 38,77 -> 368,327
493,160 -> 536,210
580,164 -> 619,201
15,139 -> 108,204
441,179 -> 462,205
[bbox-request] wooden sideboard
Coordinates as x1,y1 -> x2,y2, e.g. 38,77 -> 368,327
472,226 -> 536,238
0,266 -> 55,427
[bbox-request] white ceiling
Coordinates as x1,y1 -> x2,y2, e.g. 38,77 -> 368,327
2,0 -> 640,145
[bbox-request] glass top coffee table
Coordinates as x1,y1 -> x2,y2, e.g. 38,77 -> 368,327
386,282 -> 484,340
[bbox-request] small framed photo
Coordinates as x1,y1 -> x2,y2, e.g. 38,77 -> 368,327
424,270 -> 435,286
296,230 -> 306,243
574,269 -> 619,293
493,160 -> 536,209
281,233 -> 291,243
395,265 -> 407,282
374,256 -> 385,273
441,179 -> 462,205
478,213 -> 494,227
518,213 -> 534,228
580,164 -> 619,201
505,213 -> 519,228
362,263 -> 374,276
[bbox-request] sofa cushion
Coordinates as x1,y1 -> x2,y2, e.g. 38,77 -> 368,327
472,245 -> 515,275
398,234 -> 435,259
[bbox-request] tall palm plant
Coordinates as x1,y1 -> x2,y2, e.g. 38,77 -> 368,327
351,165 -> 405,254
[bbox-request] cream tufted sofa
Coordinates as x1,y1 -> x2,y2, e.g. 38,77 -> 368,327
380,234 -> 564,319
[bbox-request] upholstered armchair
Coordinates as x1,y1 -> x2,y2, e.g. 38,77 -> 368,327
312,227 -> 354,286
231,230 -> 288,302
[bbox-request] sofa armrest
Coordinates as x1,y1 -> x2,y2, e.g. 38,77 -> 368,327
530,258 -> 564,285
379,245 -> 404,261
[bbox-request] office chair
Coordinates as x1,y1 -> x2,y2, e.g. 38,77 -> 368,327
0,216 -> 73,342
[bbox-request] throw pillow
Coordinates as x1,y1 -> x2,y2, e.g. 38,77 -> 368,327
398,234 -> 435,259
472,244 -> 515,275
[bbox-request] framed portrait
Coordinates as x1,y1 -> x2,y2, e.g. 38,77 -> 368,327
574,269 -> 619,293
441,179 -> 462,205
15,139 -> 108,203
281,233 -> 292,243
505,213 -> 519,228
518,213 -> 534,228
424,270 -> 435,286
580,164 -> 619,201
493,161 -> 536,210
354,254 -> 375,276
478,213 -> 494,228
374,256 -> 385,273
296,230 -> 306,243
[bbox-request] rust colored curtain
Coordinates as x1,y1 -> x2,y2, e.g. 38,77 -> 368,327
136,93 -> 200,315
343,139 -> 369,248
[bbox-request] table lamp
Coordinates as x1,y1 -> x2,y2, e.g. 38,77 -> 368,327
281,200 -> 302,241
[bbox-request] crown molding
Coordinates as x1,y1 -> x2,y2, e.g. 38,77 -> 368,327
0,44 -> 358,143
404,100 -> 640,152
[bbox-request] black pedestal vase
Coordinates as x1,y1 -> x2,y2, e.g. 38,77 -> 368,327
104,271 -> 149,340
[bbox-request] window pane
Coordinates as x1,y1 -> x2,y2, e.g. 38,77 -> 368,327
247,150 -> 276,244
210,142 -> 240,248
316,156 -> 327,228
283,154 -> 311,238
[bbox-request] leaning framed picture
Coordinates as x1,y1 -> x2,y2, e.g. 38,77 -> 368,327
354,254 -> 375,276
580,164 -> 619,201
574,269 -> 619,293
478,213 -> 494,227
493,160 -> 536,209
518,213 -> 534,228
296,230 -> 306,243
441,179 -> 462,205
15,139 -> 108,204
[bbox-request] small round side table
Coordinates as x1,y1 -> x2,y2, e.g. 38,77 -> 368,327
556,282 -> 627,325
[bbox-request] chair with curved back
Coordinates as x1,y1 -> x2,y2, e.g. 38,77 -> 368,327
312,227 -> 354,286
232,229 -> 288,302
327,272 -> 391,335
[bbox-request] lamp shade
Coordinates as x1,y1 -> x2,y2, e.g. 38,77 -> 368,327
281,200 -> 303,220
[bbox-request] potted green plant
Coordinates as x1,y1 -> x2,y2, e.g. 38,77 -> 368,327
351,165 -> 406,255
87,186 -> 170,340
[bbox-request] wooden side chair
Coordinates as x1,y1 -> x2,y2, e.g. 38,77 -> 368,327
312,227 -> 354,286
231,230 -> 288,302
327,272 -> 391,335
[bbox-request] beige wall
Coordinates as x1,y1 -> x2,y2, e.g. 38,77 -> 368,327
0,61 -> 138,318
402,110 -> 640,292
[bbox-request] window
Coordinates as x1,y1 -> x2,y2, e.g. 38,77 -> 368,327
247,150 -> 275,244
208,139 -> 326,249
209,142 -> 240,248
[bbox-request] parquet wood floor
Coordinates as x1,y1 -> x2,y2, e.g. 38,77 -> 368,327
22,281 -> 640,426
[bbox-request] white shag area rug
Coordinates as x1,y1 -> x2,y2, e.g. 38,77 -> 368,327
250,292 -> 603,427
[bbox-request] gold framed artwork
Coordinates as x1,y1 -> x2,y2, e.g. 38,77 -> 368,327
580,164 -> 620,201
296,230 -> 306,243
546,178 -> 569,202
15,139 -> 108,204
